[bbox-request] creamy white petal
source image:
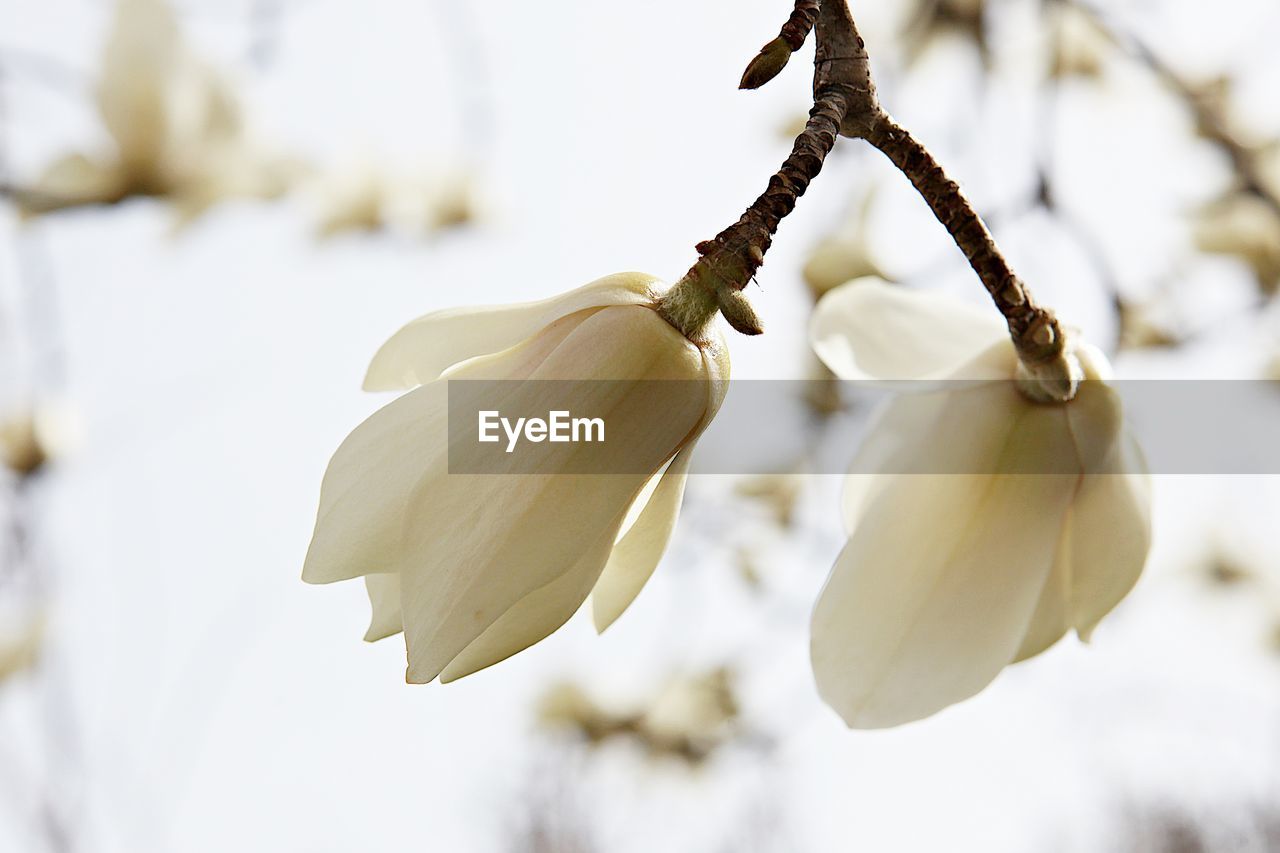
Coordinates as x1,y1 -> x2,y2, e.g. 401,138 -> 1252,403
813,474 -> 1076,729
614,460 -> 671,543
589,332 -> 730,631
1062,432 -> 1151,641
301,310 -> 593,585
840,342 -> 1021,530
812,378 -> 1106,729
399,306 -> 711,683
811,278 -> 1006,382
1014,383 -> 1143,661
363,574 -> 403,642
1011,546 -> 1072,663
438,522 -> 620,683
406,469 -> 642,684
362,272 -> 660,391
591,444 -> 695,633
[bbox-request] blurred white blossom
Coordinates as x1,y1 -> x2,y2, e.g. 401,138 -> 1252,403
808,279 -> 1151,727
0,401 -> 81,477
22,0 -> 297,221
734,473 -> 805,529
312,163 -> 479,239
537,667 -> 740,764
303,273 -> 729,683
802,191 -> 886,301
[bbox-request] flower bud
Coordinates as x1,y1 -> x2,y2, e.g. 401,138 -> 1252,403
809,280 -> 1150,727
716,287 -> 764,336
739,37 -> 793,90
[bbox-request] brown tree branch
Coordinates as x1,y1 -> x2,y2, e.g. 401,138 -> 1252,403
664,0 -> 1066,374
661,0 -> 882,338
863,117 -> 1063,365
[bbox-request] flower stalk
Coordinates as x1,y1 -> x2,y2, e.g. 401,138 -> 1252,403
1067,0 -> 1280,219
660,0 -> 877,338
861,116 -> 1067,375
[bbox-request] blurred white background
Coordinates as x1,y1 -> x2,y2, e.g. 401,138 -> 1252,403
2,0 -> 1280,850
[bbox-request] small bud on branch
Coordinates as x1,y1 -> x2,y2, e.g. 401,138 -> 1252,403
740,37 -> 793,90
739,1 -> 821,90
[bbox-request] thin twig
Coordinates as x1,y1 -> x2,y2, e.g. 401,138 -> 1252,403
669,0 -> 1067,370
862,117 -> 1063,364
671,0 -> 878,298
1068,0 -> 1280,217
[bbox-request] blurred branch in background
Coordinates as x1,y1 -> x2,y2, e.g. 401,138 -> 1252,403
536,667 -> 755,767
1109,796 -> 1280,853
9,0 -> 297,221
247,0 -> 283,69
525,666 -> 789,851
1,19 -> 83,846
3,0 -> 485,240
801,0 -> 1280,357
506,756 -> 600,853
1072,0 -> 1280,216
0,0 -> 493,847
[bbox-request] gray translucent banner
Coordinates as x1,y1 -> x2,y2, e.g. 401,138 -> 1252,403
446,379 -> 1280,475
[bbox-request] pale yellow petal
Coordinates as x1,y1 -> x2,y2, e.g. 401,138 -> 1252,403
363,573 -> 403,642
301,381 -> 448,585
1014,382 -> 1142,661
1010,551 -> 1071,663
362,272 -> 660,391
810,278 -> 1005,382
438,524 -> 618,683
590,326 -> 728,632
839,342 -> 1019,530
1064,432 -> 1151,641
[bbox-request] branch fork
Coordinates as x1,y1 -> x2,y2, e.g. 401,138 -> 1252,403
661,0 -> 1074,397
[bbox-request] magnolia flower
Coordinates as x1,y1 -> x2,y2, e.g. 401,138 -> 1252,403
303,273 -> 729,683
23,0 -> 295,221
809,278 -> 1151,728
